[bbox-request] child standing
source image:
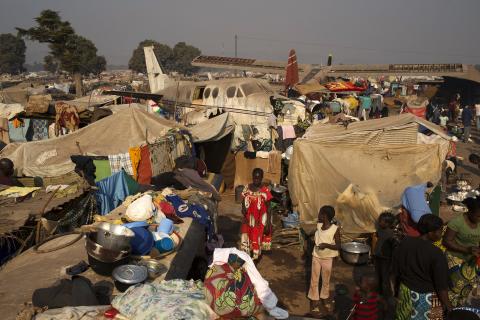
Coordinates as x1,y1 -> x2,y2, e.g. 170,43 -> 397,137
308,206 -> 341,313
350,274 -> 381,320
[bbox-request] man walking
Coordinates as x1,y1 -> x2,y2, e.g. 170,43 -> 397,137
462,105 -> 473,143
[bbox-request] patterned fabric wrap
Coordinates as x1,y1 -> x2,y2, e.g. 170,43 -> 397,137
395,283 -> 443,320
446,252 -> 480,307
108,153 -> 134,176
111,280 -> 216,320
31,119 -> 49,141
241,185 -> 272,260
204,263 -> 262,317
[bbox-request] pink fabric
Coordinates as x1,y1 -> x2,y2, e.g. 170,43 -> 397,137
281,125 -> 296,139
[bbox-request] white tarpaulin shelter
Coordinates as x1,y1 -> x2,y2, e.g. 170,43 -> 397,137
1,108 -> 179,177
289,114 -> 450,233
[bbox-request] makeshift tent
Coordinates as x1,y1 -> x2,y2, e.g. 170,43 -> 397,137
304,113 -> 450,143
288,142 -> 444,233
290,114 -> 450,233
1,108 -> 179,177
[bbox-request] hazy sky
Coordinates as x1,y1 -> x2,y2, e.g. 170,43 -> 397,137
1,0 -> 479,66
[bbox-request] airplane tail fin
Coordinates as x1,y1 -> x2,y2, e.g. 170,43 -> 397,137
144,46 -> 170,93
285,49 -> 299,89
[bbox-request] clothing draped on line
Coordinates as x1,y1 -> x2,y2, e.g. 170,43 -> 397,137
95,171 -> 139,215
137,145 -> 153,185
54,102 -> 79,136
148,140 -> 174,177
108,153 -> 134,176
128,147 -> 141,179
31,119 -> 49,141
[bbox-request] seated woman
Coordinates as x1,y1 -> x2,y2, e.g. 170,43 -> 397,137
443,197 -> 480,307
399,182 -> 434,237
392,214 -> 452,319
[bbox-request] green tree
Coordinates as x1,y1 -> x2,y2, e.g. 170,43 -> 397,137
0,33 -> 26,74
128,40 -> 173,74
17,10 -> 106,96
43,55 -> 59,73
172,42 -> 201,75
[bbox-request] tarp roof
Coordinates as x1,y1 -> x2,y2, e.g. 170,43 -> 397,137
304,113 -> 450,142
1,108 -> 179,177
189,113 -> 234,143
65,95 -> 119,113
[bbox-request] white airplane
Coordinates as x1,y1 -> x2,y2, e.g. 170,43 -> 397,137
107,46 -> 306,128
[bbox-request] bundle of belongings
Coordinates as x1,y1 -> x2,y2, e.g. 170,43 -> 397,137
99,248 -> 287,319
99,186 -> 217,251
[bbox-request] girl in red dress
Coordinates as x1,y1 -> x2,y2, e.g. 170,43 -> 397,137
241,168 -> 272,260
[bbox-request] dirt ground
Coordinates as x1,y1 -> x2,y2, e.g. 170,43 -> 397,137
217,127 -> 480,319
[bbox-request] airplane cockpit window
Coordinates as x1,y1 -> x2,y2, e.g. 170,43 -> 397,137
204,88 -> 211,99
226,86 -> 236,98
236,88 -> 244,98
212,87 -> 219,98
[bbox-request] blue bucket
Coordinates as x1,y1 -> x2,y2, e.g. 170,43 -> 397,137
130,227 -> 154,256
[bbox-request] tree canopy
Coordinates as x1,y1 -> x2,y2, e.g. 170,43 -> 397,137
17,10 -> 106,76
128,40 -> 201,75
0,33 -> 26,74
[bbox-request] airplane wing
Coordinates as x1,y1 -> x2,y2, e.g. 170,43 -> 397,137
192,55 -> 480,84
102,90 -> 164,101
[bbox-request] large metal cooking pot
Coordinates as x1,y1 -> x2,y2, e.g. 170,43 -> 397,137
271,184 -> 287,199
95,222 -> 134,252
85,233 -> 131,263
340,242 -> 370,265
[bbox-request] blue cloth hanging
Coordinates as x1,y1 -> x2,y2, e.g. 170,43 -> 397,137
95,171 -> 136,215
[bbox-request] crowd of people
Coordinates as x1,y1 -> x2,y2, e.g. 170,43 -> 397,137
427,94 -> 480,143
306,194 -> 480,319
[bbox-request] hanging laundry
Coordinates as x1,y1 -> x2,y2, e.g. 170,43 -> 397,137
148,141 -> 173,177
31,119 -> 49,141
108,152 -> 134,176
93,160 -> 112,182
95,170 -> 139,215
8,119 -> 31,142
137,145 -> 153,185
54,102 -> 79,136
128,147 -> 141,179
